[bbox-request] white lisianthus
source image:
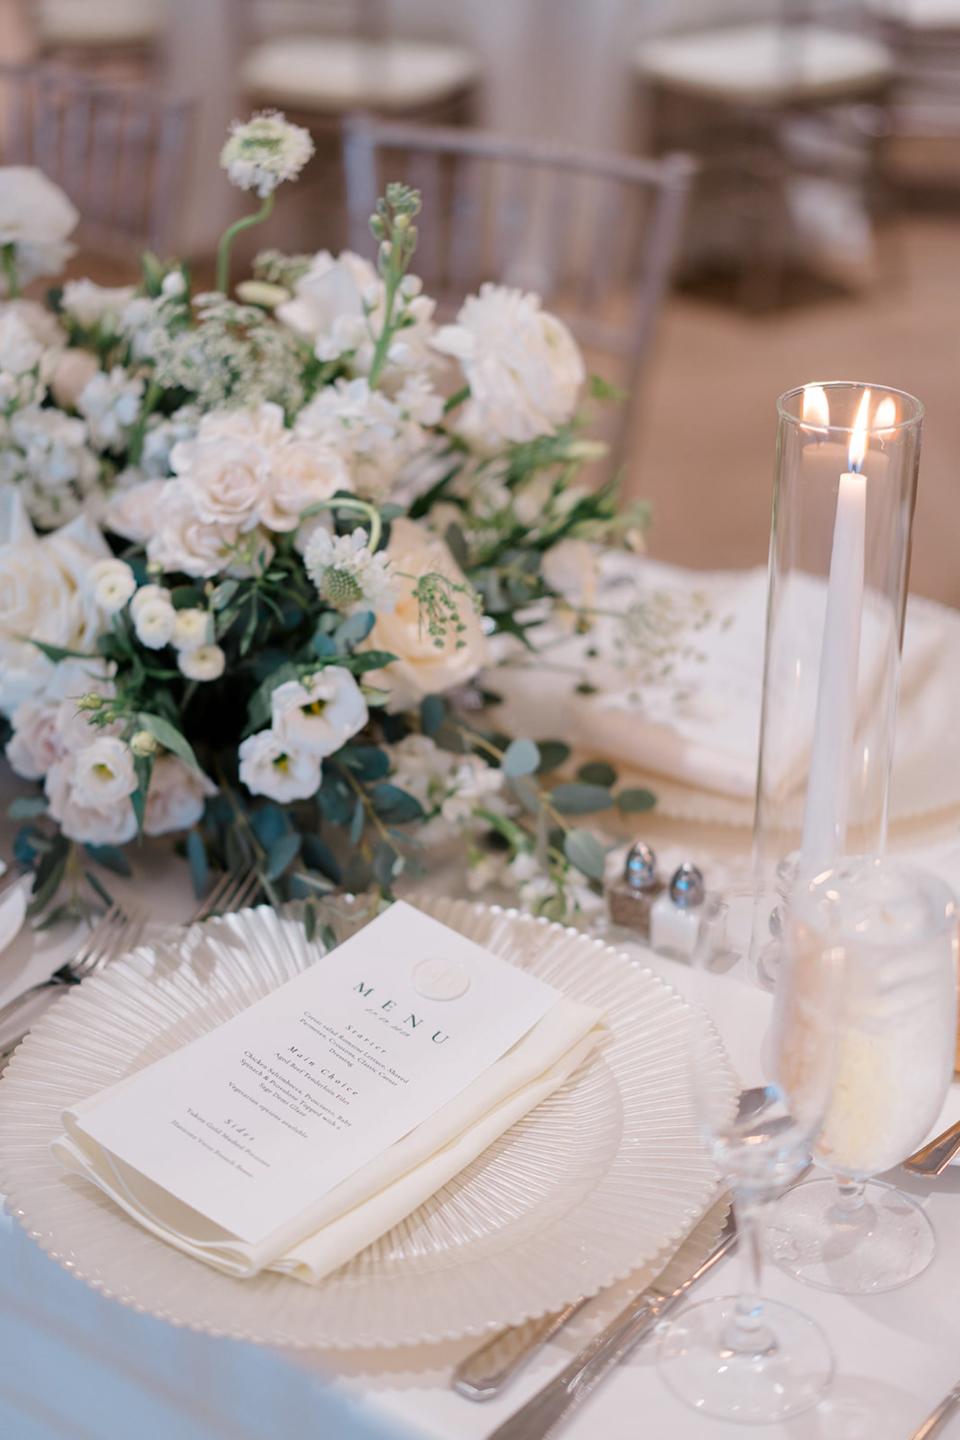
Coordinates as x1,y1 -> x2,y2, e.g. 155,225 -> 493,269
89,557 -> 136,614
238,729 -> 321,802
0,168 -> 78,291
143,756 -> 216,835
432,283 -> 584,447
147,482 -> 241,578
276,250 -> 377,357
259,439 -> 348,532
45,752 -> 137,846
271,668 -> 368,758
220,111 -> 314,197
304,526 -> 395,614
172,607 -> 211,652
48,348 -> 100,410
171,433 -> 269,530
61,280 -> 137,329
69,736 -> 138,809
130,584 -> 177,650
178,643 -> 225,682
361,518 -> 489,712
6,698 -> 63,780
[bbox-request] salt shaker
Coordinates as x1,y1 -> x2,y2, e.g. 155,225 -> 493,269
608,842 -> 663,938
650,862 -> 706,958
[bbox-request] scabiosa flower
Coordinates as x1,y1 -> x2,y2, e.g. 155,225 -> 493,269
220,111 -> 314,198
304,527 -> 395,614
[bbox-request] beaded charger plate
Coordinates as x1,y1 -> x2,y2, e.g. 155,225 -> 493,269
0,896 -> 732,1349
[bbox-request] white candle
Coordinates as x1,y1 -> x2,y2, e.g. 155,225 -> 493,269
800,389 -> 871,874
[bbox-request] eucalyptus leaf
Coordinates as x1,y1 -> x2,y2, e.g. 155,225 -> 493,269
550,782 -> 614,815
502,738 -> 540,778
85,843 -> 132,877
564,828 -> 607,881
8,795 -> 47,820
369,783 -> 424,824
185,830 -> 209,899
265,831 -> 302,881
373,841 -> 399,889
349,796 -> 365,845
136,712 -> 202,773
420,694 -> 446,737
335,610 -> 375,652
301,833 -> 343,883
618,787 -> 657,814
536,740 -> 570,774
577,760 -> 617,788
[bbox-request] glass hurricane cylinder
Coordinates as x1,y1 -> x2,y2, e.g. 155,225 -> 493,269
752,382 -> 923,980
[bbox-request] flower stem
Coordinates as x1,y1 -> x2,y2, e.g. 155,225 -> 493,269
300,496 -> 383,553
215,193 -> 275,296
1,243 -> 20,298
366,261 -> 400,390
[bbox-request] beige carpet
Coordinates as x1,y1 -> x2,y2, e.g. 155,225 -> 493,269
628,214 -> 960,608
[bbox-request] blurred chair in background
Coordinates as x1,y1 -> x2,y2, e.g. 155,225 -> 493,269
869,0 -> 960,195
634,1 -> 895,308
344,117 -> 695,484
22,0 -> 166,76
0,63 -> 192,266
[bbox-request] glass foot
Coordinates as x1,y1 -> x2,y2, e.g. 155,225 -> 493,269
766,1177 -> 936,1294
657,1296 -> 833,1424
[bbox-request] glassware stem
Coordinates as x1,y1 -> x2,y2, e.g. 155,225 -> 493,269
827,1175 -> 870,1228
721,1194 -> 777,1357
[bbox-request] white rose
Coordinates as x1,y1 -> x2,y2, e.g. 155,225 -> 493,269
6,698 -> 62,779
196,402 -> 286,448
271,668 -> 368,758
361,518 -> 489,712
0,168 -> 78,289
238,729 -> 321,802
147,482 -> 240,578
89,557 -> 136,614
104,478 -> 169,543
172,607 -> 211,652
0,308 -> 44,375
69,735 -> 137,809
61,280 -> 136,329
171,433 -> 269,530
45,753 -> 137,846
432,283 -> 584,447
143,755 -> 216,835
260,439 -> 349,532
48,348 -> 100,410
541,538 -> 599,610
178,643 -> 225,681
0,488 -> 107,716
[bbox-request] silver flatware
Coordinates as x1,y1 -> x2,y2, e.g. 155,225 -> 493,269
903,1122 -> 960,1178
908,1380 -> 960,1440
189,864 -> 261,924
453,1299 -> 591,1401
484,1205 -> 738,1440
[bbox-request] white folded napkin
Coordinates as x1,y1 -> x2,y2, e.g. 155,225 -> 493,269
493,560 -> 944,801
53,987 -> 603,1284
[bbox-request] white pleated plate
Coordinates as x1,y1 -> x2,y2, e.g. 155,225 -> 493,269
0,897 -> 731,1349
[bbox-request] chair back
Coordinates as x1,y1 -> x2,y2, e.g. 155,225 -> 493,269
236,0 -> 387,44
344,117 -> 694,481
0,63 -> 193,259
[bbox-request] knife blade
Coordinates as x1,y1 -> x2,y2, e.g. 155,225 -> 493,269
485,1203 -> 737,1440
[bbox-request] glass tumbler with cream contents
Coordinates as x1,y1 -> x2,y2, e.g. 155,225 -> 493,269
768,857 -> 958,1294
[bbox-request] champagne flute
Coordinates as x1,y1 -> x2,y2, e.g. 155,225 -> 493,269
767,856 -> 958,1294
656,890 -> 836,1424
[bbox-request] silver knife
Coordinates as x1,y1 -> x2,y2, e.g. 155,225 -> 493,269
485,1204 -> 738,1440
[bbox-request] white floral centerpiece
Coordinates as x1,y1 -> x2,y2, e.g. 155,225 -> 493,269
0,112 -> 653,929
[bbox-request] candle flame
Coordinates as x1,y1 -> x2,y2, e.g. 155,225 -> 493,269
874,395 -> 897,432
848,388 -> 871,472
802,384 -> 830,430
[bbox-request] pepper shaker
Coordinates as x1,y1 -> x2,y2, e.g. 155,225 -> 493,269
608,842 -> 663,938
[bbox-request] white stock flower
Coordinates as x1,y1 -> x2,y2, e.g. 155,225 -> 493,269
220,111 -> 314,197
171,432 -> 269,530
0,168 -> 78,290
5,406 -> 100,529
131,586 -> 176,649
144,756 -> 215,835
172,607 -> 211,651
0,490 -> 108,716
361,518 -> 488,712
61,280 -> 136,329
295,378 -> 426,500
147,482 -> 241,578
271,668 -> 368,758
238,728 -> 321,802
0,307 -> 44,375
48,348 -> 100,410
432,284 -> 584,447
260,438 -> 347,532
69,735 -> 137,810
386,732 -> 456,809
89,557 -> 136,614
440,758 -> 505,823
178,643 -> 225,681
304,526 -> 395,613
140,405 -> 199,478
77,366 -> 144,452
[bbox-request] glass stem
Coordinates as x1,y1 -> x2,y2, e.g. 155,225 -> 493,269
832,1174 -> 867,1220
722,1192 -> 776,1356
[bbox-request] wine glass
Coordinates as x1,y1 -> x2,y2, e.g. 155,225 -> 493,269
656,890 -> 836,1424
766,856 -> 958,1294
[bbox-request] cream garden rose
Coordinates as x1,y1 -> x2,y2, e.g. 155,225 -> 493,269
0,168 -> 78,290
362,518 -> 489,712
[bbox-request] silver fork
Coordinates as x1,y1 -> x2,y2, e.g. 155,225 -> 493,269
0,901 -> 147,1062
188,864 -> 261,924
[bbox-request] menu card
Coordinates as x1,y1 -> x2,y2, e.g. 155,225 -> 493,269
72,902 -> 561,1244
